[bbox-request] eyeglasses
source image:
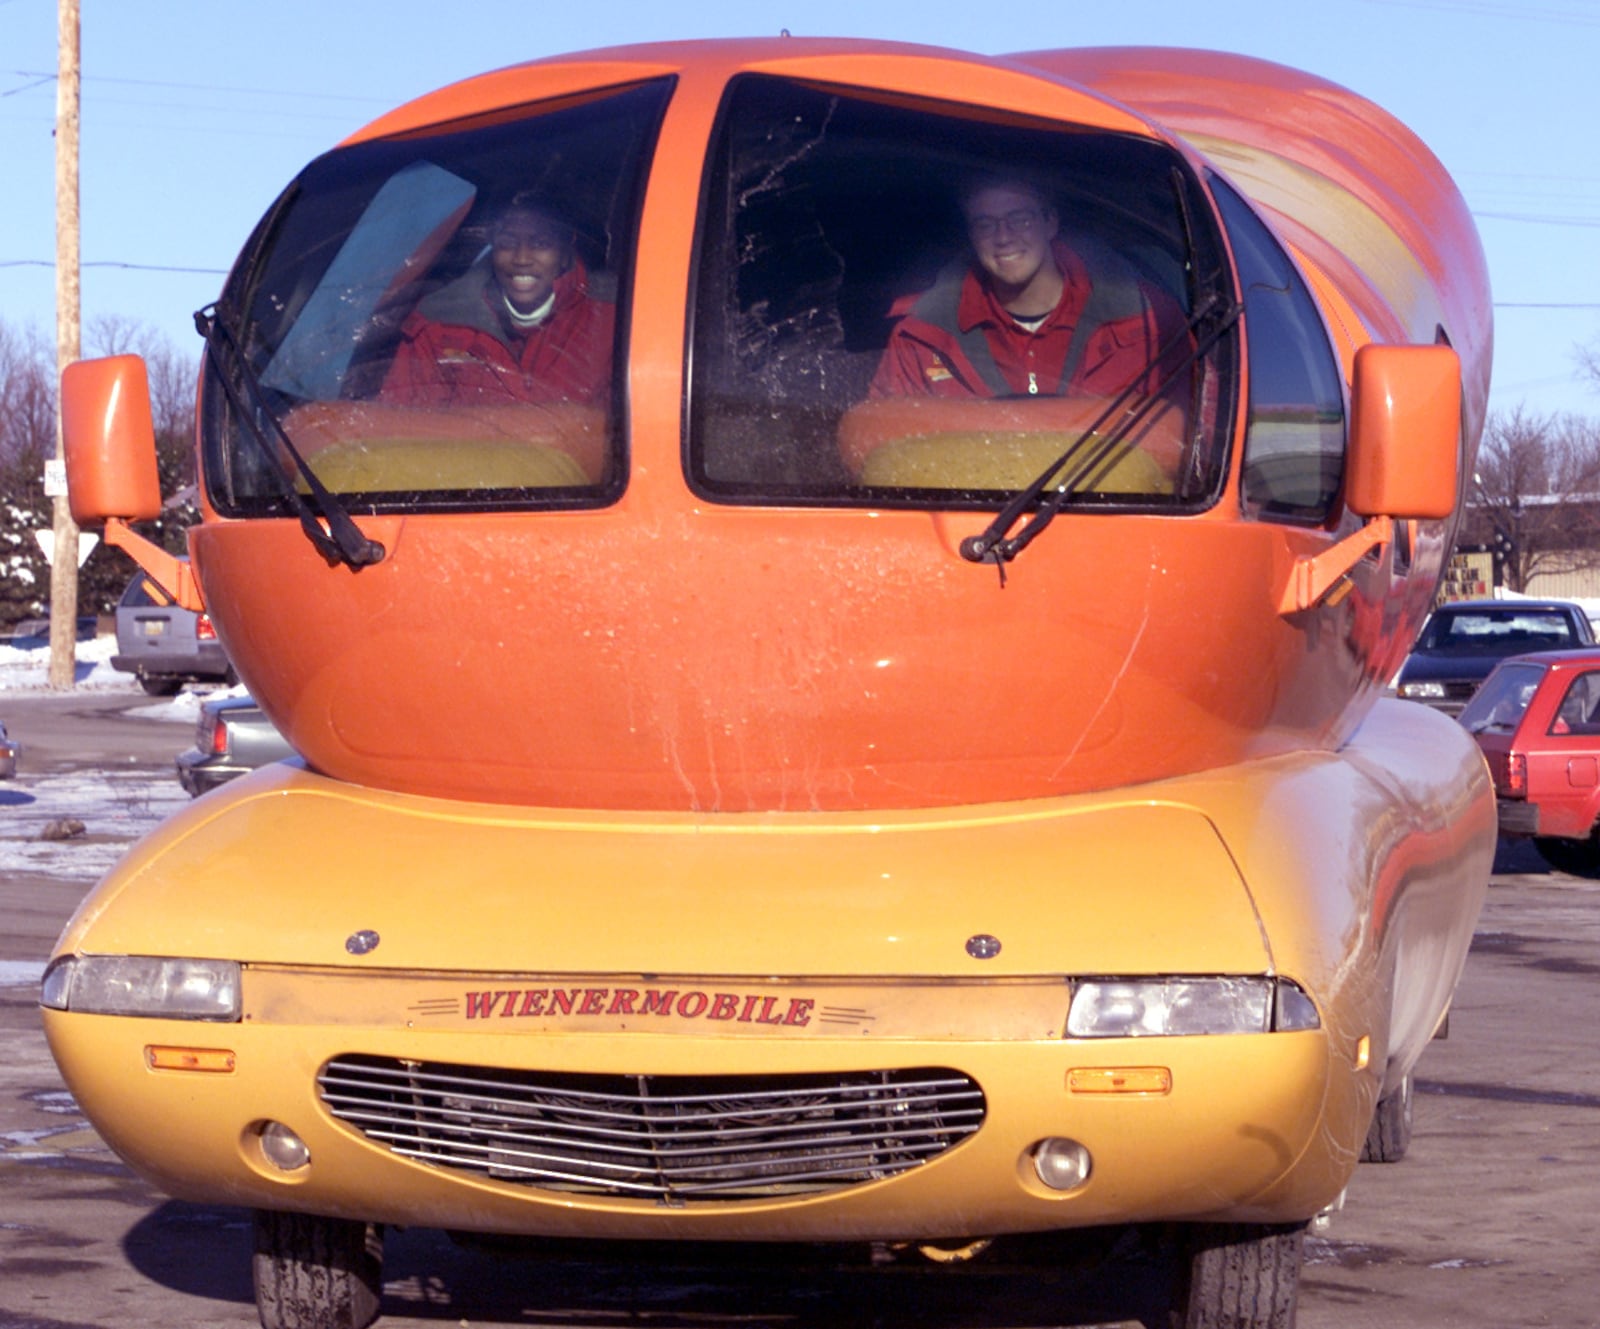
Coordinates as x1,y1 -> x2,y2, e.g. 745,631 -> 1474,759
967,207 -> 1043,240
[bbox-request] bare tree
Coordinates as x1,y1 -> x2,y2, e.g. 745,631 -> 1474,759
0,321 -> 58,629
0,316 -> 202,630
1578,333 -> 1600,397
1466,405 -> 1600,592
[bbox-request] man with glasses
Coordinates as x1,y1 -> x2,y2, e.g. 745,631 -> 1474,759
869,174 -> 1180,401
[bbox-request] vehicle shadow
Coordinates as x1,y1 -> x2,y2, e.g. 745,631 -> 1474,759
123,1203 -> 1175,1328
1491,837 -> 1551,875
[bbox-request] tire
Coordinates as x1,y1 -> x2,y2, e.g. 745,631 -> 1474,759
1174,1222 -> 1305,1329
1360,1071 -> 1414,1163
253,1209 -> 383,1329
1533,835 -> 1600,878
138,674 -> 183,696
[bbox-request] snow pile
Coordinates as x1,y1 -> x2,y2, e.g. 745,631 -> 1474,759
0,633 -> 129,693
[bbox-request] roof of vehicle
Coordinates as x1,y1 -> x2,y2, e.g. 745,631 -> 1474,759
1489,647 -> 1600,671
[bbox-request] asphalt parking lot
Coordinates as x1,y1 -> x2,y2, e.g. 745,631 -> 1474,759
2,691 -> 1597,1328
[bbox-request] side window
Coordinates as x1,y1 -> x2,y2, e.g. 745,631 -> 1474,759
687,76 -> 1237,512
1553,671 -> 1600,736
203,79 -> 673,516
1210,177 -> 1347,524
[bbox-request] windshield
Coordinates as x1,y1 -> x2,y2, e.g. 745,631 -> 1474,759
1418,608 -> 1581,654
201,79 -> 672,517
1459,662 -> 1545,734
687,75 -> 1237,510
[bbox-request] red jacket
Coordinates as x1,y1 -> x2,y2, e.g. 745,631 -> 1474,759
380,262 -> 613,407
869,239 -> 1181,400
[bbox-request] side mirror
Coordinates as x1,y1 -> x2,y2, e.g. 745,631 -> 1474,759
60,354 -> 163,524
60,353 -> 205,612
1345,343 -> 1461,520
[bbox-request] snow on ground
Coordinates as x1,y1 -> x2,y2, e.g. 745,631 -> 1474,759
0,632 -> 129,693
0,631 -> 242,723
0,634 -> 218,992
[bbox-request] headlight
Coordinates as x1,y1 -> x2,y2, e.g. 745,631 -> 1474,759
40,955 -> 242,1021
1398,680 -> 1446,699
1066,976 -> 1319,1038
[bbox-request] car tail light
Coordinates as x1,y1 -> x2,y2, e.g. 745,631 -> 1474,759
206,716 -> 229,756
197,614 -> 218,641
1506,751 -> 1527,798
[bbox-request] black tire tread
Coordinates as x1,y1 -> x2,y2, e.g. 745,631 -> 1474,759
252,1209 -> 383,1329
1360,1071 -> 1414,1163
1177,1221 -> 1305,1329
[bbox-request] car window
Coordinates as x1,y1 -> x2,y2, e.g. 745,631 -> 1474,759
201,78 -> 673,516
1418,608 -> 1579,652
1458,662 -> 1545,734
1211,177 -> 1347,525
687,74 -> 1236,510
119,577 -> 175,609
1550,670 -> 1600,736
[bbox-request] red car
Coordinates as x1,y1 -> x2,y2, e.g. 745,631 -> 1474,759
1460,647 -> 1600,875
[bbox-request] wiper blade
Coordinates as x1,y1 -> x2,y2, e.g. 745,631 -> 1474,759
959,290 -> 1241,580
195,304 -> 385,570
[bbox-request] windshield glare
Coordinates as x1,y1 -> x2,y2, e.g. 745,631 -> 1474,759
201,80 -> 672,516
1418,609 -> 1581,653
200,72 -> 1237,519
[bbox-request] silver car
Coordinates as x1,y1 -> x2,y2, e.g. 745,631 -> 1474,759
176,695 -> 295,795
112,575 -> 234,696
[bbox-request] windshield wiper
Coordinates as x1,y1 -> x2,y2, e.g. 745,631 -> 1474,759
958,290 -> 1241,581
195,304 -> 385,570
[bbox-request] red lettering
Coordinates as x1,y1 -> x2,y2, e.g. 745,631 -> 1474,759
549,989 -> 576,1016
464,991 -> 501,1020
784,999 -> 815,1027
640,990 -> 677,1015
580,988 -> 608,1015
608,989 -> 639,1015
738,994 -> 761,1023
676,991 -> 709,1018
755,996 -> 784,1024
496,990 -> 521,1017
517,989 -> 547,1017
708,993 -> 740,1020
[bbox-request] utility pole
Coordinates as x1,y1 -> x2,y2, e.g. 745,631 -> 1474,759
49,0 -> 81,690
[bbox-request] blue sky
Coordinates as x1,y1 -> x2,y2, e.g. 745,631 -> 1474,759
2,0 -> 1597,420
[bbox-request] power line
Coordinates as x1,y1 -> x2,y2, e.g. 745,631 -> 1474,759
4,67 -> 393,106
0,259 -> 228,274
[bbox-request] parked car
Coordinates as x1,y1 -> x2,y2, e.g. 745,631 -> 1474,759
1396,598 -> 1595,714
1459,647 -> 1600,875
112,575 -> 234,695
0,720 -> 18,778
176,695 -> 296,796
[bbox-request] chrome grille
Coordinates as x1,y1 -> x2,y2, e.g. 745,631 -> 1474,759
318,1055 -> 985,1201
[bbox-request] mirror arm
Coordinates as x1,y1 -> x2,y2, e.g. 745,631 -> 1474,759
103,518 -> 206,613
1277,515 -> 1394,614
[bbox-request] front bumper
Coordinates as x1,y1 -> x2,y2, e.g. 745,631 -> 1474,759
44,1000 -> 1336,1240
1497,798 -> 1539,836
174,751 -> 247,796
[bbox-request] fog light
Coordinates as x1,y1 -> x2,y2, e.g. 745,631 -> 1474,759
259,1122 -> 310,1172
1032,1138 -> 1092,1192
